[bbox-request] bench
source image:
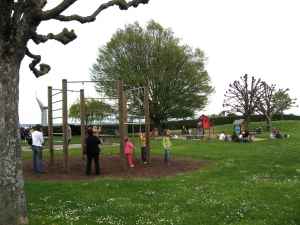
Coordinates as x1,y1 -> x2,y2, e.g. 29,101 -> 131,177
186,135 -> 204,140
98,134 -> 119,145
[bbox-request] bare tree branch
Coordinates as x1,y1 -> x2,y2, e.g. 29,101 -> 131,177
38,0 -> 78,21
223,74 -> 262,130
31,28 -> 77,45
43,0 -> 149,23
25,47 -> 51,78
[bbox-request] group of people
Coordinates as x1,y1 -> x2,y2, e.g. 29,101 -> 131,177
124,128 -> 172,167
182,121 -> 203,135
217,130 -> 252,142
268,128 -> 282,139
29,122 -> 174,176
83,124 -> 173,175
20,126 -> 34,141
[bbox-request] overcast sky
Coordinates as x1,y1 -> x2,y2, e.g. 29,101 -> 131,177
19,0 -> 300,125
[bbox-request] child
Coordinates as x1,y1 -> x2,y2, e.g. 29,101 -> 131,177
162,129 -> 172,165
124,137 -> 136,167
139,132 -> 147,164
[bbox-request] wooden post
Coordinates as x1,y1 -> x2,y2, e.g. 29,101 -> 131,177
48,86 -> 54,165
123,90 -> 128,137
118,77 -> 126,171
80,89 -> 86,160
144,85 -> 151,164
62,79 -> 69,172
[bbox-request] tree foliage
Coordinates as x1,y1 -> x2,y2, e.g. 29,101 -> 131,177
69,98 -> 116,125
90,20 -> 214,129
272,89 -> 298,120
0,1 -> 149,224
255,83 -> 296,126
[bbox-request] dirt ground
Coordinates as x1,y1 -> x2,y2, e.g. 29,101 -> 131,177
22,154 -> 212,181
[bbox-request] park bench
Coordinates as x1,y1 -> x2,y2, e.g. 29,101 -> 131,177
186,135 -> 205,140
98,134 -> 119,145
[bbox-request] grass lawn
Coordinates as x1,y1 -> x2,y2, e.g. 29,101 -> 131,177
23,120 -> 300,225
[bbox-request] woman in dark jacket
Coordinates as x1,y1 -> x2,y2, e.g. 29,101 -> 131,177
86,128 -> 101,175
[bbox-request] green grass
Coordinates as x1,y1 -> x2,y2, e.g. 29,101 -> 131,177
23,120 -> 300,225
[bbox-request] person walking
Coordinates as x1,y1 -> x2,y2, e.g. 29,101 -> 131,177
31,124 -> 45,173
85,128 -> 101,175
125,137 -> 136,168
162,129 -> 172,165
139,131 -> 147,164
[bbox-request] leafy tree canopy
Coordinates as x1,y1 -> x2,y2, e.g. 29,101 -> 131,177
90,20 -> 214,127
69,98 -> 116,125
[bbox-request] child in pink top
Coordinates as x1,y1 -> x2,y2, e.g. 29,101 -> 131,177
124,137 -> 136,167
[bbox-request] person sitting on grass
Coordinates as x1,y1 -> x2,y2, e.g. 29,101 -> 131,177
275,130 -> 282,139
230,132 -> 238,142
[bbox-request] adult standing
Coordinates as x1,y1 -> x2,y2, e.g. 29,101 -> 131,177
85,128 -> 101,175
31,124 -> 45,173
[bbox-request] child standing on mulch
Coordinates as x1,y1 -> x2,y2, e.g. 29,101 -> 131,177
162,129 -> 172,165
125,137 -> 136,168
139,131 -> 147,164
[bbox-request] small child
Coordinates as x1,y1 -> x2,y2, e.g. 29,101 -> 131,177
124,137 -> 136,167
162,129 -> 172,165
139,132 -> 147,164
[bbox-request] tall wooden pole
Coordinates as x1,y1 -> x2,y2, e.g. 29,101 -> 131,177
123,90 -> 128,138
62,79 -> 69,172
144,85 -> 151,164
48,86 -> 54,165
80,89 -> 86,160
118,77 -> 126,171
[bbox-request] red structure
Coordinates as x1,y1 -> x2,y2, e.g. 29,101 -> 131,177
197,114 -> 215,139
197,114 -> 210,129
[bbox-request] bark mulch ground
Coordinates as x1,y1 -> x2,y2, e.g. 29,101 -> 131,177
22,155 -> 212,181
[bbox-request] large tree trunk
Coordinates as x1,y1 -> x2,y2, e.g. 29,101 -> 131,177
266,118 -> 271,131
153,119 -> 162,136
245,113 -> 251,131
0,61 -> 28,224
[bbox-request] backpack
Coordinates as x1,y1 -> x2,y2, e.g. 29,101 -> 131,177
27,137 -> 33,145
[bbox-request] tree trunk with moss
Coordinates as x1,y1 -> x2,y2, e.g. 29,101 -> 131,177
0,61 -> 28,224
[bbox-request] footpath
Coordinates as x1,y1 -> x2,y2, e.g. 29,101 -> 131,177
22,143 -> 82,151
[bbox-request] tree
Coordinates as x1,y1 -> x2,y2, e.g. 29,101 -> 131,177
223,74 -> 262,131
255,83 -> 296,129
90,20 -> 215,131
69,98 -> 116,125
272,89 -> 298,120
0,1 -> 149,224
255,82 -> 277,130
